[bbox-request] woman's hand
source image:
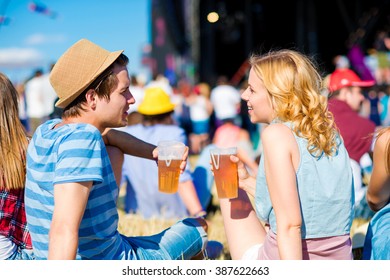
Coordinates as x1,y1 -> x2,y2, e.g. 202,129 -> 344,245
230,155 -> 256,197
210,154 -> 256,197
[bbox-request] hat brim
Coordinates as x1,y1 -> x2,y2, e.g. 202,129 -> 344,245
55,49 -> 124,108
350,80 -> 376,88
138,105 -> 176,116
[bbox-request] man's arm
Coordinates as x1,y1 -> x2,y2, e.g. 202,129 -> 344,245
178,180 -> 204,216
103,128 -> 156,160
103,128 -> 189,174
48,181 -> 92,259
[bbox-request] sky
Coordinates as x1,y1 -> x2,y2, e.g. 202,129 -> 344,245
0,0 -> 150,83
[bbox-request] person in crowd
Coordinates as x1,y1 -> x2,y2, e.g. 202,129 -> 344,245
175,79 -> 213,154
215,50 -> 354,260
174,79 -> 194,141
0,73 -> 34,260
41,63 -> 59,120
121,87 -> 211,218
327,68 -> 376,210
15,82 -> 30,132
374,30 -> 390,85
210,76 -> 241,128
189,83 -> 213,154
363,127 -> 390,260
125,74 -> 145,125
24,39 -> 209,260
24,69 -> 45,134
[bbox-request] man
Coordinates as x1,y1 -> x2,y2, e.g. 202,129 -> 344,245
121,87 -> 211,219
24,69 -> 45,133
210,76 -> 241,128
24,39 -> 208,260
327,68 -> 376,207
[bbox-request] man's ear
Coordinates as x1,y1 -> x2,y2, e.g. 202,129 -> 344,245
85,89 -> 97,109
338,88 -> 348,101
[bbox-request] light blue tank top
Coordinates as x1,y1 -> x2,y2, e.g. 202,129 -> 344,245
255,122 -> 354,238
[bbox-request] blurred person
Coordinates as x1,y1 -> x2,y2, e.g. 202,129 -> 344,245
24,69 -> 45,133
210,76 -> 241,128
15,82 -> 30,132
145,73 -> 174,96
121,87 -> 211,218
215,50 -> 354,260
333,55 -> 350,69
41,63 -> 59,119
174,79 -> 194,140
0,73 -> 34,260
363,127 -> 390,259
24,39 -> 209,260
239,80 -> 260,153
176,80 -> 213,154
374,30 -> 390,85
126,74 -> 144,125
378,86 -> 390,126
364,48 -> 379,83
192,83 -> 213,130
327,68 -> 376,209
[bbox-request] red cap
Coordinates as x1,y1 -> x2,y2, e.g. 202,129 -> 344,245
328,69 -> 375,92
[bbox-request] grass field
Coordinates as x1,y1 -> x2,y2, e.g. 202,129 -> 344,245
117,155 -> 370,260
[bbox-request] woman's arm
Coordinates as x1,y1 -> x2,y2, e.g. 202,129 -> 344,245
262,124 -> 302,260
367,130 -> 390,211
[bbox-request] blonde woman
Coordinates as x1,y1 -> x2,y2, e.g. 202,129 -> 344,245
0,73 -> 34,259
217,50 -> 354,260
364,127 -> 390,259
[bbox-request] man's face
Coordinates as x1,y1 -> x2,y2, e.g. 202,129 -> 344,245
95,65 -> 135,128
344,86 -> 365,112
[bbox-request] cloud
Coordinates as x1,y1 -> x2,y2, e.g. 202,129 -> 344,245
25,33 -> 66,45
0,48 -> 44,68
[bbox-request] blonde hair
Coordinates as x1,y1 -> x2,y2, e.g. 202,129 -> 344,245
250,50 -> 338,157
0,73 -> 29,190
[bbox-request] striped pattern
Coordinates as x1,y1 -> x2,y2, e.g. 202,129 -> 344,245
25,120 -> 128,259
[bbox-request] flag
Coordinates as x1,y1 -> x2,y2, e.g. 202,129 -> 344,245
0,15 -> 11,25
28,2 -> 57,19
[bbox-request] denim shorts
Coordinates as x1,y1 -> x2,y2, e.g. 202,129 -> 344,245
5,247 -> 35,260
192,120 -> 210,135
123,218 -> 207,260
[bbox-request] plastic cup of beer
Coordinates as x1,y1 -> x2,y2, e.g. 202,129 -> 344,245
210,147 -> 238,199
158,140 -> 186,194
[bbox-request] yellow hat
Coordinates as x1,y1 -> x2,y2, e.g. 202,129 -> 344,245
50,39 -> 123,108
137,87 -> 175,115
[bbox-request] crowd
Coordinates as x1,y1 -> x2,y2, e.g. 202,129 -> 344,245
1,34 -> 389,260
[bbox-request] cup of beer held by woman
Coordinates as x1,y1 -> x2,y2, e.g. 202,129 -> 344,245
157,140 -> 186,193
210,147 -> 239,199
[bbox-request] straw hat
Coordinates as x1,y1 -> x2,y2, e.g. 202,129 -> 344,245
50,39 -> 124,108
137,87 -> 175,115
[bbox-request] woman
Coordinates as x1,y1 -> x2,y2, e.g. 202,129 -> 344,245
0,73 -> 34,260
217,50 -> 354,260
364,127 -> 390,259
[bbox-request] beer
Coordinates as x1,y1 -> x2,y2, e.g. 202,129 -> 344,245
210,151 -> 238,199
158,158 -> 182,193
